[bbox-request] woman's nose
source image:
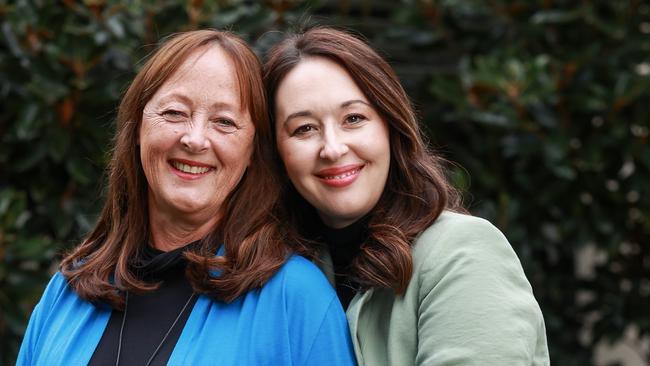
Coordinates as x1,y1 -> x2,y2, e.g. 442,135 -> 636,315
180,120 -> 209,153
319,128 -> 349,161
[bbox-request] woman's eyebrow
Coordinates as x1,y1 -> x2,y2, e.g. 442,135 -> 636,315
157,92 -> 192,106
156,93 -> 238,112
340,99 -> 370,108
283,110 -> 313,125
282,100 -> 370,125
210,101 -> 238,112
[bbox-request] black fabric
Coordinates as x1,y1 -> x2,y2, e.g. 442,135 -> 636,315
317,216 -> 369,309
88,243 -> 199,366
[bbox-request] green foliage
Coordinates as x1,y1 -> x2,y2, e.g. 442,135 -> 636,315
1,1 -> 648,365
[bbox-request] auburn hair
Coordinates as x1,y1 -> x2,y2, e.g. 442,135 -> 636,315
264,27 -> 463,294
61,29 -> 295,308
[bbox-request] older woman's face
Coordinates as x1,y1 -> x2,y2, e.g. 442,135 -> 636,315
139,45 -> 254,223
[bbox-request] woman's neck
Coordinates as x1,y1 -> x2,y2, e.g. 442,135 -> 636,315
148,207 -> 221,252
320,214 -> 370,249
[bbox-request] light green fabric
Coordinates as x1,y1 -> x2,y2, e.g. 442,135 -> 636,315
321,211 -> 550,366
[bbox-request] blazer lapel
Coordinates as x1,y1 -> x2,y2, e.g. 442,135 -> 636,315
318,248 -> 336,287
347,289 -> 373,365
318,247 -> 374,365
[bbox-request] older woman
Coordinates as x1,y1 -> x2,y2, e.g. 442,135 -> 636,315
265,27 -> 550,365
17,30 -> 356,366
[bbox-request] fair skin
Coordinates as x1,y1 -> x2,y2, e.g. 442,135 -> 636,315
139,45 -> 255,251
275,56 -> 391,228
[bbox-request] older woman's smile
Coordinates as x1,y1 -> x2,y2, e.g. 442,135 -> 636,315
169,159 -> 215,178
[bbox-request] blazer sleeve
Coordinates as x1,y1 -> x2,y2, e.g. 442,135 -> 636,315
414,216 -> 550,365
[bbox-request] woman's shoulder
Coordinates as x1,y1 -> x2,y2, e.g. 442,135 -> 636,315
406,214 -> 549,365
412,211 -> 520,270
38,271 -> 72,304
267,254 -> 337,302
35,271 -> 102,313
259,255 -> 345,338
423,210 -> 502,234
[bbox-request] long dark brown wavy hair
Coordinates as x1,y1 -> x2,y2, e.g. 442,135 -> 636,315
264,27 -> 463,294
61,29 -> 296,308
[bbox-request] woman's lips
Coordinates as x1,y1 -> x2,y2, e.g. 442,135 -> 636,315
315,164 -> 364,187
169,159 -> 215,180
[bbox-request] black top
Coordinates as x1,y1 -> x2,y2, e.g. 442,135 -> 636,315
88,243 -> 199,366
317,217 -> 369,309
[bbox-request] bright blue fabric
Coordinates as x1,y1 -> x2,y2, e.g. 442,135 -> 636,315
17,255 -> 357,366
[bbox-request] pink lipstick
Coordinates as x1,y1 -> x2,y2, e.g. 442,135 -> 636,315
315,164 -> 364,188
169,159 -> 215,180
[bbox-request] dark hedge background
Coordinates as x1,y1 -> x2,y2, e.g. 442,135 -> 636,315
1,1 -> 648,365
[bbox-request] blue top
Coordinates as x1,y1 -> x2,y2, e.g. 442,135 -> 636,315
17,255 -> 357,366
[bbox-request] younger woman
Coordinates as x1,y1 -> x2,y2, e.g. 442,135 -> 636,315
265,27 -> 550,365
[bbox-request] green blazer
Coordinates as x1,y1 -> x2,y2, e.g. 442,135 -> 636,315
320,211 -> 550,365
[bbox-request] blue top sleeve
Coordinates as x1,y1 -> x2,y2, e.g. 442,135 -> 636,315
16,273 -> 66,365
274,255 -> 357,365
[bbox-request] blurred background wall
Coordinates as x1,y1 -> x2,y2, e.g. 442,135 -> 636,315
0,1 -> 648,365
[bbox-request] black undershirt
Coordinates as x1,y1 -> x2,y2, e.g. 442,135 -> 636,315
88,243 -> 199,366
317,217 -> 369,309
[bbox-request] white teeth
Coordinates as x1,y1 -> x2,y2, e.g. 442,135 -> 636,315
171,161 -> 211,174
325,168 -> 359,180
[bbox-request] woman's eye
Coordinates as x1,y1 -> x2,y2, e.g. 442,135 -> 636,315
213,118 -> 238,132
345,114 -> 366,124
291,124 -> 315,136
161,110 -> 187,121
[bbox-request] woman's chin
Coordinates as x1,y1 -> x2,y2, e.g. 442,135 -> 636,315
318,208 -> 367,229
155,196 -> 221,221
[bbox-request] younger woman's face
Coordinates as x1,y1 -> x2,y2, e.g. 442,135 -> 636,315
274,57 -> 390,228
